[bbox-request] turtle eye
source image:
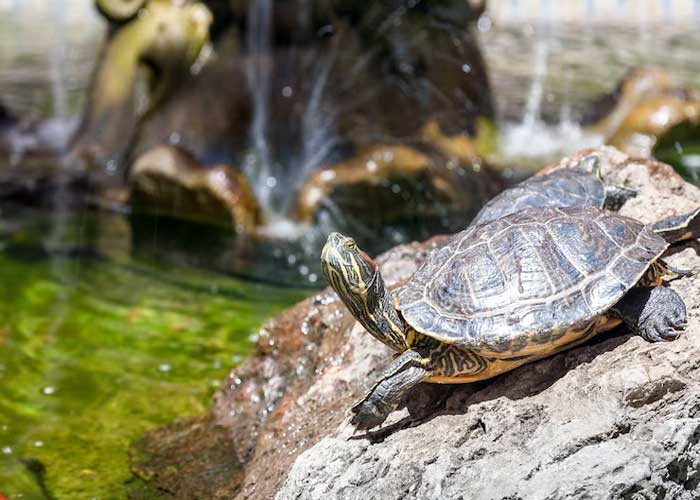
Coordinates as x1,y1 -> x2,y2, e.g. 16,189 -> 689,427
344,239 -> 357,250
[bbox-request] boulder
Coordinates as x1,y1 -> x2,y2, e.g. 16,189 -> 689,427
72,0 -> 494,182
585,67 -> 700,158
133,147 -> 700,500
69,1 -> 213,170
128,145 -> 261,232
295,144 -> 502,250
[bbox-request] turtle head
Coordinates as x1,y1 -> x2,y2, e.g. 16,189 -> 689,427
321,232 -> 407,350
321,232 -> 378,298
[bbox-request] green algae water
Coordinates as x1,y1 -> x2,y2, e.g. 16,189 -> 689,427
0,207 -> 309,499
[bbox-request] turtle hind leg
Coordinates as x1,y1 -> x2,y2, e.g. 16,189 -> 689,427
610,286 -> 687,343
351,349 -> 431,431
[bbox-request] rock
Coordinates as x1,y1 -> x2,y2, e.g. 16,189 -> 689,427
128,145 -> 261,232
585,67 -> 700,158
69,1 -> 212,170
73,0 -> 494,184
0,100 -> 17,130
294,144 -> 502,250
133,147 -> 700,500
95,0 -> 146,22
129,56 -> 252,164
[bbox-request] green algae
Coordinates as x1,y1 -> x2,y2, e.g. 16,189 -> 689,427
0,218 -> 308,499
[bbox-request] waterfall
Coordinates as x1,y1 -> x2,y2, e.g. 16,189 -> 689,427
244,0 -> 275,210
48,2 -> 68,121
500,23 -> 600,160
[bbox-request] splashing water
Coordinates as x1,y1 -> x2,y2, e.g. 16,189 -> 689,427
244,0 -> 275,210
499,31 -> 602,161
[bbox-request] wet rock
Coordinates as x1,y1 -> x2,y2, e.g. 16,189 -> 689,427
69,1 -> 212,170
74,0 -> 493,183
130,413 -> 241,499
0,100 -> 17,130
130,56 -> 252,164
295,144 -> 502,248
95,0 -> 146,23
134,147 -> 700,500
586,67 -> 700,158
0,100 -> 75,166
128,145 -> 261,232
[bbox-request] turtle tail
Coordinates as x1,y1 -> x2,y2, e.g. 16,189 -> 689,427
652,207 -> 700,244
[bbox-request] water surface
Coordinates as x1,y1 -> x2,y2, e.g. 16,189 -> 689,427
0,207 -> 308,499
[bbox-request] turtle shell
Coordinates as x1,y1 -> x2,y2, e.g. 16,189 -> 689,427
471,167 -> 605,226
395,206 -> 668,357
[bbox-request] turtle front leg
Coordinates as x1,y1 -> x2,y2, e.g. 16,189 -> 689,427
610,286 -> 687,342
351,349 -> 431,431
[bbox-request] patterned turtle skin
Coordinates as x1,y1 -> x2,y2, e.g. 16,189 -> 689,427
471,158 -> 636,226
321,204 -> 696,430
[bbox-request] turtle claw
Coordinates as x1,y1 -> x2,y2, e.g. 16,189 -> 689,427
638,287 -> 687,343
350,398 -> 390,431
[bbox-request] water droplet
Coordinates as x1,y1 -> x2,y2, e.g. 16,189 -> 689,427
282,86 -> 293,97
2,446 -> 11,454
158,363 -> 171,373
366,160 -> 378,172
477,15 -> 492,32
266,176 -> 278,188
231,354 -> 243,364
287,254 -> 297,265
308,273 -> 318,283
106,160 -> 117,174
299,265 -> 309,276
212,359 -> 222,369
34,441 -> 44,447
42,386 -> 56,395
169,132 -> 181,144
391,184 -> 401,194
461,64 -> 471,73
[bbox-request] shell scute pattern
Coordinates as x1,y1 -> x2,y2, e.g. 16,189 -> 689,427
396,206 -> 668,356
547,215 -> 621,276
472,168 -> 605,226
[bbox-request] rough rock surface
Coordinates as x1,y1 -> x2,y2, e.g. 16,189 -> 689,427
128,145 -> 261,232
133,147 -> 700,500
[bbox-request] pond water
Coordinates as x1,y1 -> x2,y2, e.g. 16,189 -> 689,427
1,2 -> 700,499
0,206 -> 307,499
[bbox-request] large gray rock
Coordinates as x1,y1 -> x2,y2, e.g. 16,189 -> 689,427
276,147 -> 700,500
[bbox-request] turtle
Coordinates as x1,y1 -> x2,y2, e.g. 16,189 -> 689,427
321,204 -> 700,430
471,156 -> 637,226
